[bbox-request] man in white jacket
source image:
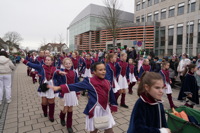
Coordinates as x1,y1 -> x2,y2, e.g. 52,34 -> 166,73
0,51 -> 15,105
177,53 -> 191,82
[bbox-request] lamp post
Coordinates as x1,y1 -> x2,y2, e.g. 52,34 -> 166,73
143,0 -> 146,56
187,0 -> 192,57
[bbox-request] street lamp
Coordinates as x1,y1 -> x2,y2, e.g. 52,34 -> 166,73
187,0 -> 192,57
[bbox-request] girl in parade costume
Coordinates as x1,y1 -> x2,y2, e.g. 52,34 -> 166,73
127,72 -> 171,133
80,54 -> 94,78
137,55 -> 144,73
93,52 -> 99,62
51,62 -> 118,133
105,53 -> 120,103
116,52 -> 130,108
159,61 -> 176,109
21,56 -> 58,122
25,52 -> 32,76
54,58 -> 79,133
80,54 -> 94,96
57,52 -> 66,69
178,64 -> 199,108
71,52 -> 79,76
30,52 -> 38,84
138,59 -> 152,80
128,58 -> 137,95
100,53 -> 107,64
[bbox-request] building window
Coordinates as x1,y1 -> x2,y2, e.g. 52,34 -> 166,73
155,27 -> 159,47
177,24 -> 183,45
188,0 -> 196,13
154,12 -> 159,21
141,15 -> 145,22
186,22 -> 194,44
136,2 -> 140,11
178,3 -> 185,15
198,22 -> 200,43
160,27 -> 165,46
154,0 -> 159,4
168,26 -> 174,45
95,31 -> 100,43
148,0 -> 152,7
142,1 -> 145,9
161,0 -> 165,1
136,16 -> 140,23
161,9 -> 166,19
147,14 -> 152,22
169,6 -> 175,17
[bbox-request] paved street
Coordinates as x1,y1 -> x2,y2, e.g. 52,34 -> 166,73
1,63 -> 200,133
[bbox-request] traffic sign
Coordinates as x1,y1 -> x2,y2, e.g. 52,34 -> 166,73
133,40 -> 137,45
137,41 -> 142,47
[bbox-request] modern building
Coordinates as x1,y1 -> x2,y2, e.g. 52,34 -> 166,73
135,0 -> 200,56
75,22 -> 157,52
68,4 -> 134,51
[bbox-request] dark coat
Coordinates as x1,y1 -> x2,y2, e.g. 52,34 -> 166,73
178,72 -> 199,104
127,94 -> 167,133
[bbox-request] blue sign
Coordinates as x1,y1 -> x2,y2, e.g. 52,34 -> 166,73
137,41 -> 142,47
133,40 -> 137,45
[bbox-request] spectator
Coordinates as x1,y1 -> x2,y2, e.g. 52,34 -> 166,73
195,53 -> 200,90
169,56 -> 179,88
153,57 -> 161,73
0,51 -> 15,105
15,54 -> 21,64
177,53 -> 191,83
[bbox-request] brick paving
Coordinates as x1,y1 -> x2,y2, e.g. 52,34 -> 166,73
1,63 -> 200,133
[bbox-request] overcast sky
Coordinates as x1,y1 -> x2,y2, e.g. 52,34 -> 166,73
0,0 -> 135,50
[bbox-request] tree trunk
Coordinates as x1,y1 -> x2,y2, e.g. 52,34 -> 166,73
113,38 -> 116,51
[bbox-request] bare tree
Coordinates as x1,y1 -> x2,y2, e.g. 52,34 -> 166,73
102,0 -> 122,49
3,31 -> 23,44
40,38 -> 47,46
58,33 -> 64,44
3,31 -> 23,51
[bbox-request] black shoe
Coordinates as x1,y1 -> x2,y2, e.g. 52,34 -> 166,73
60,119 -> 65,126
49,118 -> 54,122
128,92 -> 133,95
44,114 -> 47,117
67,128 -> 74,133
120,104 -> 129,108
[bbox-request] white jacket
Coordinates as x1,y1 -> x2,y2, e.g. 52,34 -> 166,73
177,58 -> 191,75
0,56 -> 15,74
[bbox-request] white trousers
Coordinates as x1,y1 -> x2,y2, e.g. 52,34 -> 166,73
0,74 -> 12,101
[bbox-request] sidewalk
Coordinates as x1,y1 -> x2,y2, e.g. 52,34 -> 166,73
1,63 -> 200,133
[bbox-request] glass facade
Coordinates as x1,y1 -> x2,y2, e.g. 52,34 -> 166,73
69,16 -> 104,51
168,28 -> 174,45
